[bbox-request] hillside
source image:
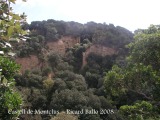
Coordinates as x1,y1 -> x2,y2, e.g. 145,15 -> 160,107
15,36 -> 118,73
14,20 -> 133,73
12,19 -> 135,120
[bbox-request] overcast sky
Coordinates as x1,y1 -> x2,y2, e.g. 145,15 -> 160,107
12,0 -> 160,32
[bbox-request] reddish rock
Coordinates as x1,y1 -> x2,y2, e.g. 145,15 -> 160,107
82,45 -> 117,67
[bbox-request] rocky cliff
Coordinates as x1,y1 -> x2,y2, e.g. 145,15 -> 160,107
15,36 -> 117,73
82,45 -> 117,67
46,36 -> 80,55
15,55 -> 41,74
16,36 -> 80,73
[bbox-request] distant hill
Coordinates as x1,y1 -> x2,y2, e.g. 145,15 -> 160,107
13,19 -> 133,73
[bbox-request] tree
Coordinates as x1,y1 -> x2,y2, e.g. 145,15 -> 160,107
128,25 -> 160,71
104,64 -> 160,102
48,52 -> 62,70
0,0 -> 26,48
120,101 -> 160,120
50,89 -> 88,110
104,25 -> 160,119
0,57 -> 22,119
45,22 -> 58,41
55,70 -> 87,91
0,0 -> 26,119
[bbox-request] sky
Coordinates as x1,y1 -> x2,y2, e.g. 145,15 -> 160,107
12,0 -> 160,32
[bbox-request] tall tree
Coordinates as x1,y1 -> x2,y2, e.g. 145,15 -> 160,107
128,25 -> 160,71
104,25 -> 160,119
0,0 -> 27,119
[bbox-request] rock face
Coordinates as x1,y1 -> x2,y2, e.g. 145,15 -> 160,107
82,45 -> 117,67
46,36 -> 80,55
46,40 -> 65,55
15,36 -> 117,73
16,36 -> 80,73
15,55 -> 41,74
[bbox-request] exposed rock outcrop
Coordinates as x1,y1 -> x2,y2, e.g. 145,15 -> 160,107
82,45 -> 117,67
15,55 -> 41,74
16,36 -> 80,73
46,36 -> 80,55
15,35 -> 117,73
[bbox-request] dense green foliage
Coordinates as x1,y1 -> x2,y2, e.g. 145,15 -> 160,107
11,18 -> 140,120
104,25 -> 160,120
28,20 -> 133,45
0,0 -> 26,119
0,57 -> 22,120
11,16 -> 148,120
128,25 -> 160,71
15,52 -> 119,120
16,35 -> 45,57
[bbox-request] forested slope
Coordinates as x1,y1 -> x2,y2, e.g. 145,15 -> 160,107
12,19 -> 136,120
1,1 -> 160,120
